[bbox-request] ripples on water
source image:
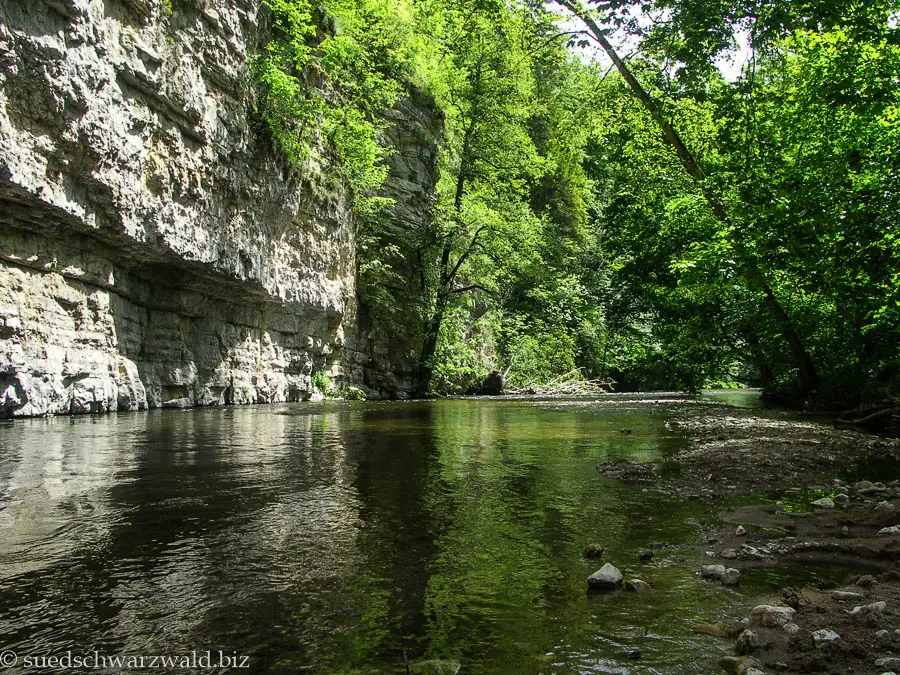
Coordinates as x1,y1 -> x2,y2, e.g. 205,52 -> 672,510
1,397 -> 772,673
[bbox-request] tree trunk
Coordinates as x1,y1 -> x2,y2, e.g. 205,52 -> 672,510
745,327 -> 775,389
556,0 -> 819,394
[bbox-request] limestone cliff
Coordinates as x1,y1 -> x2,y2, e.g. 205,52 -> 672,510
0,0 -> 439,416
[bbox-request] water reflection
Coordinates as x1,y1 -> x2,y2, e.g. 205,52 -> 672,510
1,399 -> 761,673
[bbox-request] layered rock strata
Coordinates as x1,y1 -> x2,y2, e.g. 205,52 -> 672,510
0,0 -> 438,415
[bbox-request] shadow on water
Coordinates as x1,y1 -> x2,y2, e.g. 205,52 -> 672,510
0,397 -> 796,673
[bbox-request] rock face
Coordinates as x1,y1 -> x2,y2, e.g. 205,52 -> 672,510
0,0 -> 439,416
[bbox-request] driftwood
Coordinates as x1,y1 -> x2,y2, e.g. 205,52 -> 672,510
836,405 -> 899,436
508,369 -> 614,396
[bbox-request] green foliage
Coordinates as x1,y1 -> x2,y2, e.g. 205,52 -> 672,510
311,370 -> 331,394
258,0 -> 412,209
345,386 -> 367,400
502,319 -> 578,390
255,0 -> 900,403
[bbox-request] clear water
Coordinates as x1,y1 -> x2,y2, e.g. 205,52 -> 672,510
0,397 -> 780,673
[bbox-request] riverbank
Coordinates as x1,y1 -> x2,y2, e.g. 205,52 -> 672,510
647,404 -> 900,674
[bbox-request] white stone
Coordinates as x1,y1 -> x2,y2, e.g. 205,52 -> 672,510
587,563 -> 623,589
749,604 -> 796,628
701,564 -> 726,580
812,629 -> 840,647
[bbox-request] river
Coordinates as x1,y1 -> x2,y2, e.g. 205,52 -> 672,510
0,395 -> 809,673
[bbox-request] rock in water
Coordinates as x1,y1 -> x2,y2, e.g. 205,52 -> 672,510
583,543 -> 605,559
692,622 -> 744,638
587,563 -> 623,589
625,579 -> 651,593
722,568 -> 741,587
701,564 -> 726,580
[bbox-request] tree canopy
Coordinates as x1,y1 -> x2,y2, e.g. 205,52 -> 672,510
256,0 -> 900,404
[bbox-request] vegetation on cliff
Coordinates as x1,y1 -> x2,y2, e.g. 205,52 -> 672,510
257,0 -> 900,405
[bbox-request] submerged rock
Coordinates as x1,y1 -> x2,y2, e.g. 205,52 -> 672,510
587,563 -> 623,590
625,579 -> 651,593
583,543 -> 605,559
692,622 -> 745,638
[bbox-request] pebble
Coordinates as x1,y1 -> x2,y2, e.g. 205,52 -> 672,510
740,544 -> 764,560
841,525 -> 850,537
812,628 -> 841,647
811,497 -> 835,510
834,493 -> 850,507
735,525 -> 746,536
879,525 -> 900,535
876,629 -> 892,645
587,563 -> 623,589
720,548 -> 739,559
639,550 -> 654,562
876,659 -> 900,669
876,501 -> 898,513
783,622 -> 801,636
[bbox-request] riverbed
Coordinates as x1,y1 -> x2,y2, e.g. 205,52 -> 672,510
0,395 -> 890,673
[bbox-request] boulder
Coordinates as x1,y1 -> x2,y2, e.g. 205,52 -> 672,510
749,604 -> 796,628
701,564 -> 727,580
587,563 -> 623,590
